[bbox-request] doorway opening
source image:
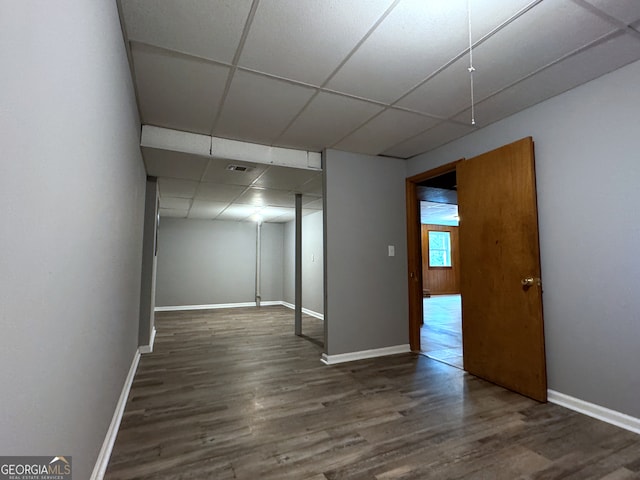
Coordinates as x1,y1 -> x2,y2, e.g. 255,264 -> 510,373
417,171 -> 463,369
406,138 -> 547,401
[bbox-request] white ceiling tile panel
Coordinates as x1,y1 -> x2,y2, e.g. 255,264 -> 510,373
584,0 -> 640,24
395,56 -> 474,118
216,204 -> 256,221
334,108 -> 440,155
270,212 -> 296,223
452,33 -> 640,127
143,147 -> 209,180
326,0 -> 535,103
239,0 -> 395,85
160,197 -> 192,210
259,206 -> 294,222
303,197 -> 324,210
132,45 -> 229,135
299,175 -> 323,196
235,187 -> 296,208
469,0 -> 619,96
277,92 -> 384,151
159,208 -> 188,218
121,0 -> 252,63
253,166 -> 321,191
158,178 -> 199,198
188,200 -> 228,219
202,157 -> 268,185
195,183 -> 246,202
421,201 -> 459,226
398,0 -> 618,117
382,122 -> 475,159
214,70 -> 316,144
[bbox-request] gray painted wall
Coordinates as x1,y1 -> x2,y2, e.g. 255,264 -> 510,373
139,177 -> 159,346
324,150 -> 409,355
408,59 -> 640,418
284,211 -> 324,315
0,3 -> 147,479
156,219 -> 284,306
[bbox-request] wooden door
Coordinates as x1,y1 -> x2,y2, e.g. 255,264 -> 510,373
457,137 -> 547,401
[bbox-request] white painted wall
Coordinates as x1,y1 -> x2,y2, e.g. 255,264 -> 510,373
0,3 -> 147,479
156,219 -> 284,307
284,211 -> 324,315
408,59 -> 640,419
324,151 -> 409,355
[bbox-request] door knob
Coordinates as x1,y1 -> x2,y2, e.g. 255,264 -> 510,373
521,277 -> 541,287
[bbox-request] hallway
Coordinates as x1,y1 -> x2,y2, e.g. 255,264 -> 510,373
105,306 -> 640,479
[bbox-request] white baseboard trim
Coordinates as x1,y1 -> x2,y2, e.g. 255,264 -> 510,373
259,301 -> 282,307
139,327 -> 157,354
155,301 -> 324,319
90,349 -> 141,480
281,301 -> 324,320
321,344 -> 411,365
155,302 -> 257,311
548,389 -> 640,435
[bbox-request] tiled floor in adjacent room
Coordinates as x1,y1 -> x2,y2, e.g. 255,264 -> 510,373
421,294 -> 463,369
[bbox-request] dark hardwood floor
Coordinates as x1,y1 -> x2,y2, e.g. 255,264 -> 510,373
105,306 -> 640,479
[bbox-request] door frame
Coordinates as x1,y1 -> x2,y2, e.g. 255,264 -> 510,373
406,160 -> 462,351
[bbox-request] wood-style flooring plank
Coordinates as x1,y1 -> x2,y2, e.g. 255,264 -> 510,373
105,306 -> 640,479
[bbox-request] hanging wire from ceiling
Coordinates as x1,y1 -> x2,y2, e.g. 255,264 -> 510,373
467,0 -> 476,126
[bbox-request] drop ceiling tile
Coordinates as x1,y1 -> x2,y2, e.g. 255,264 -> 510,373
421,201 -> 459,226
277,92 -> 384,151
270,212 -> 296,223
235,187 -> 296,208
195,183 -> 246,202
327,0 -> 534,103
299,175 -> 323,196
260,206 -> 294,221
253,166 -> 321,191
399,1 -> 618,118
214,70 -> 316,145
334,108 -> 440,155
239,0 -> 394,85
202,157 -> 268,186
160,197 -> 191,210
303,197 -> 324,210
132,45 -> 229,135
217,204 -> 256,221
395,56 -> 472,118
452,32 -> 640,127
159,208 -> 188,218
188,200 -> 228,219
143,147 -> 209,180
158,178 -> 199,198
382,122 -> 475,158
121,0 -> 252,63
584,0 -> 640,24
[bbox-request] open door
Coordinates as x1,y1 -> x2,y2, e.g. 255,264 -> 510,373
457,137 -> 547,401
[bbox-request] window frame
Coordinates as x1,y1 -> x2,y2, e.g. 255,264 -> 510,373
427,230 -> 453,269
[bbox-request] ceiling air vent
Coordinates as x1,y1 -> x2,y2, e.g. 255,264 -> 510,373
226,164 -> 254,172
